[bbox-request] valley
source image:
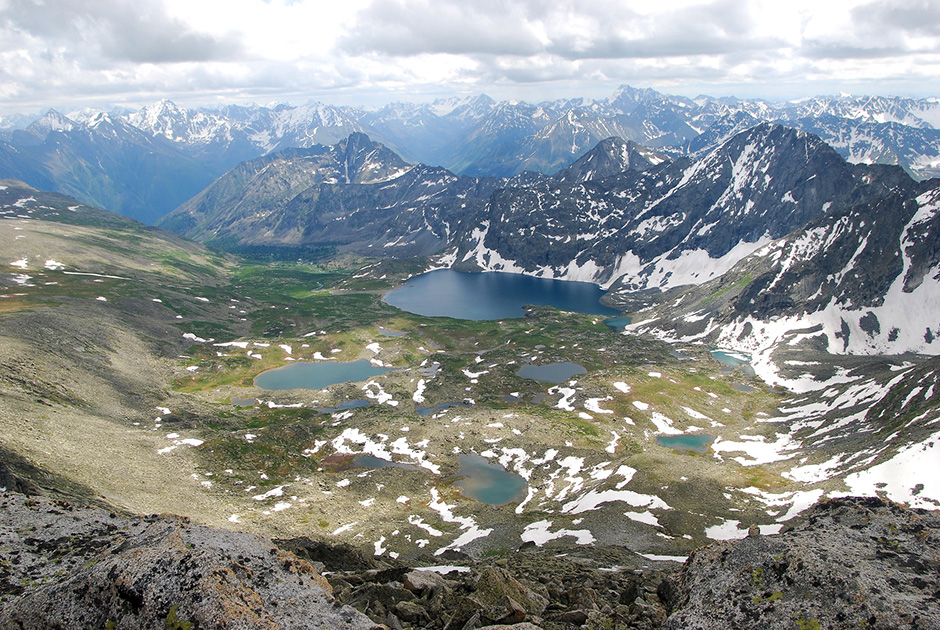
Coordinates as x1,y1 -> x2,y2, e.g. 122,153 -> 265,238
3,178 -> 937,574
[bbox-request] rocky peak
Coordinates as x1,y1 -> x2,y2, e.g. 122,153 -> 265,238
661,497 -> 940,630
25,109 -> 77,137
335,132 -> 413,184
557,136 -> 667,182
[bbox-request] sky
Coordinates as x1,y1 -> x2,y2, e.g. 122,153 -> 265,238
1,0 -> 939,117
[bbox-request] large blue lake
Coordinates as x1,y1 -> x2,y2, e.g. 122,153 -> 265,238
383,269 -> 620,320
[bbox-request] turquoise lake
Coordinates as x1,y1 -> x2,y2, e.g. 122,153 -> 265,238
383,269 -> 620,320
603,316 -> 632,332
454,454 -> 527,505
656,434 -> 714,453
710,349 -> 756,379
254,360 -> 394,390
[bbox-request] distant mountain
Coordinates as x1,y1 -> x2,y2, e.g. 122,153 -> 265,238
158,133 -> 513,257
557,137 -> 667,183
0,110 -> 217,224
448,124 -> 864,287
160,133 -> 411,238
3,86 -> 939,224
124,89 -> 940,183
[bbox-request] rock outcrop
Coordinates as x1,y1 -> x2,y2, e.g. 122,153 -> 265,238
660,497 -> 940,630
0,492 -> 375,630
2,491 -> 936,630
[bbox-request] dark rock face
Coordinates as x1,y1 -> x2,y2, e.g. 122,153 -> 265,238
661,497 -> 940,630
275,536 -> 384,573
452,123 -> 865,288
0,492 -> 375,630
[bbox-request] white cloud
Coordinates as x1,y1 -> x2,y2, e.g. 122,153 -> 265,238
1,0 -> 938,113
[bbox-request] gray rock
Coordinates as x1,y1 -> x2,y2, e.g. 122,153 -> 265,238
662,497 -> 940,630
0,492 -> 375,630
403,569 -> 450,596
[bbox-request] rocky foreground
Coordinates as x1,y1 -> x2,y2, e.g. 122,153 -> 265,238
0,483 -> 937,630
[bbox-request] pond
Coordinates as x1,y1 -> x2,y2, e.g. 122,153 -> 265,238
353,454 -> 417,470
603,316 -> 632,332
516,361 -> 586,384
322,453 -> 417,471
383,269 -> 620,320
377,326 -> 408,337
454,454 -> 527,505
669,349 -> 694,361
254,360 -> 395,390
656,434 -> 714,454
710,349 -> 756,379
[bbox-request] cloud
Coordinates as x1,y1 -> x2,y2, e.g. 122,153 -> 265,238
801,43 -> 911,60
338,0 -> 546,56
800,0 -> 940,60
1,0 -> 244,64
853,0 -> 940,37
338,0 -> 783,61
1,0 -> 939,114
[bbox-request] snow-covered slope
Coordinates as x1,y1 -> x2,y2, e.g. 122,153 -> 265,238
624,168 -> 940,359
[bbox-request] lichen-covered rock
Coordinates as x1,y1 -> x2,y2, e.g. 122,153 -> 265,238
403,569 -> 451,596
0,492 -> 375,630
472,567 -> 548,616
661,497 -> 940,630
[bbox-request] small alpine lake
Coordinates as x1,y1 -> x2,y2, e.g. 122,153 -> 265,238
254,360 -> 395,390
383,269 -> 620,320
454,454 -> 527,505
656,433 -> 714,454
516,361 -> 587,384
603,316 -> 632,332
710,349 -> 756,379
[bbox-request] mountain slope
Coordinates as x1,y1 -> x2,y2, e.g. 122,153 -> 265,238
158,133 -> 416,241
0,111 -> 217,224
557,136 -> 668,183
448,123 -> 861,289
158,133 -> 515,256
625,169 -> 940,358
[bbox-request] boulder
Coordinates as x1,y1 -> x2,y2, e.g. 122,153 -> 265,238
473,567 -> 548,616
403,569 -> 451,596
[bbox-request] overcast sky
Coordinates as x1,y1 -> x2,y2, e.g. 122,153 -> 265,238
1,0 -> 938,116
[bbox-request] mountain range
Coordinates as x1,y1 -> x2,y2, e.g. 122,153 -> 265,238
3,112 -> 940,629
2,85 -> 939,224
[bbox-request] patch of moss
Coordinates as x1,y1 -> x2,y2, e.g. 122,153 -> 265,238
164,606 -> 193,630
